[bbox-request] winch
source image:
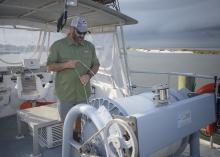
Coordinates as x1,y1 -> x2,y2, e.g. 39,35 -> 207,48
62,88 -> 215,157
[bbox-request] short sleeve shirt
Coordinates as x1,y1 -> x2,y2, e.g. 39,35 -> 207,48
47,36 -> 99,102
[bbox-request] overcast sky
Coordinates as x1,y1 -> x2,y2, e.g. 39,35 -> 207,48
120,0 -> 220,49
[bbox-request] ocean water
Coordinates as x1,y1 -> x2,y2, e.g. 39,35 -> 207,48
128,51 -> 220,93
1,51 -> 220,93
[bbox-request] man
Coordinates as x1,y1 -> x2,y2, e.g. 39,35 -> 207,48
47,16 -> 100,122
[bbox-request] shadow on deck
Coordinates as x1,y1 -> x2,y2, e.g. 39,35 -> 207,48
0,115 -> 62,157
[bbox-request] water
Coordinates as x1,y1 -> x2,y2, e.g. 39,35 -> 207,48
127,51 -> 220,93
1,51 -> 220,93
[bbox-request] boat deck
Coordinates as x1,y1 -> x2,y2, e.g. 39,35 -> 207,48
0,115 -> 61,157
0,115 -> 220,157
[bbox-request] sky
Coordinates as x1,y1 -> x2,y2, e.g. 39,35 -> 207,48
1,0 -> 219,49
119,0 -> 220,49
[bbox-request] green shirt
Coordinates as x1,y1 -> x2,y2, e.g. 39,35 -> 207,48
47,36 -> 99,102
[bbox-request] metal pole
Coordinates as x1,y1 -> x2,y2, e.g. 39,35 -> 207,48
16,114 -> 24,139
189,131 -> 200,157
210,135 -> 214,148
119,24 -> 131,95
210,75 -> 219,148
167,74 -> 170,88
214,76 -> 218,122
130,70 -> 215,80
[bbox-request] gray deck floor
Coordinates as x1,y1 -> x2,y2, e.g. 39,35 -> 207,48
0,115 -> 220,157
183,139 -> 220,157
0,115 -> 61,157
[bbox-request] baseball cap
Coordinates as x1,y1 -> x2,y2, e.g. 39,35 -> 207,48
70,16 -> 88,33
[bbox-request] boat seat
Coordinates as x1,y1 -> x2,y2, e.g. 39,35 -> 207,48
16,104 -> 61,156
16,74 -> 51,101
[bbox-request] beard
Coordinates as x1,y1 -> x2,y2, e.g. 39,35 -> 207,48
71,33 -> 84,44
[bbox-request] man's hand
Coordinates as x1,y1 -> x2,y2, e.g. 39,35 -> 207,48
79,74 -> 90,86
63,60 -> 77,69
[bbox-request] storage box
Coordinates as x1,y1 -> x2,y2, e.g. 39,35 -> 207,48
38,122 -> 63,148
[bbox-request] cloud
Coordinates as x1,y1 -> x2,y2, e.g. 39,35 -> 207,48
120,0 -> 220,48
120,0 -> 204,11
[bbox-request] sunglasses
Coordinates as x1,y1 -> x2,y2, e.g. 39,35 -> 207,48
75,29 -> 87,36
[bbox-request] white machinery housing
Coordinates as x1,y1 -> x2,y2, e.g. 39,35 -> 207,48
62,88 -> 216,157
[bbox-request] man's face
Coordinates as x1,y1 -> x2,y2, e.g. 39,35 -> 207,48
70,27 -> 87,44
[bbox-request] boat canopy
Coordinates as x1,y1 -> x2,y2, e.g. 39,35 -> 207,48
0,0 -> 137,31
0,0 -> 136,99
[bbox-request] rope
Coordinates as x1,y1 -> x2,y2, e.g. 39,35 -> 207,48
30,31 -> 42,59
79,123 -> 106,151
76,60 -> 126,98
38,31 -> 47,60
77,60 -> 96,76
46,32 -> 51,57
74,68 -> 89,104
74,60 -> 103,104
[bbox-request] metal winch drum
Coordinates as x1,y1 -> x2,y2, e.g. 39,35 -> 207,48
62,88 -> 192,157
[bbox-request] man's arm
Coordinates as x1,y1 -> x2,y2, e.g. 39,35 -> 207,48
79,64 -> 100,85
47,60 -> 77,72
87,64 -> 100,77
